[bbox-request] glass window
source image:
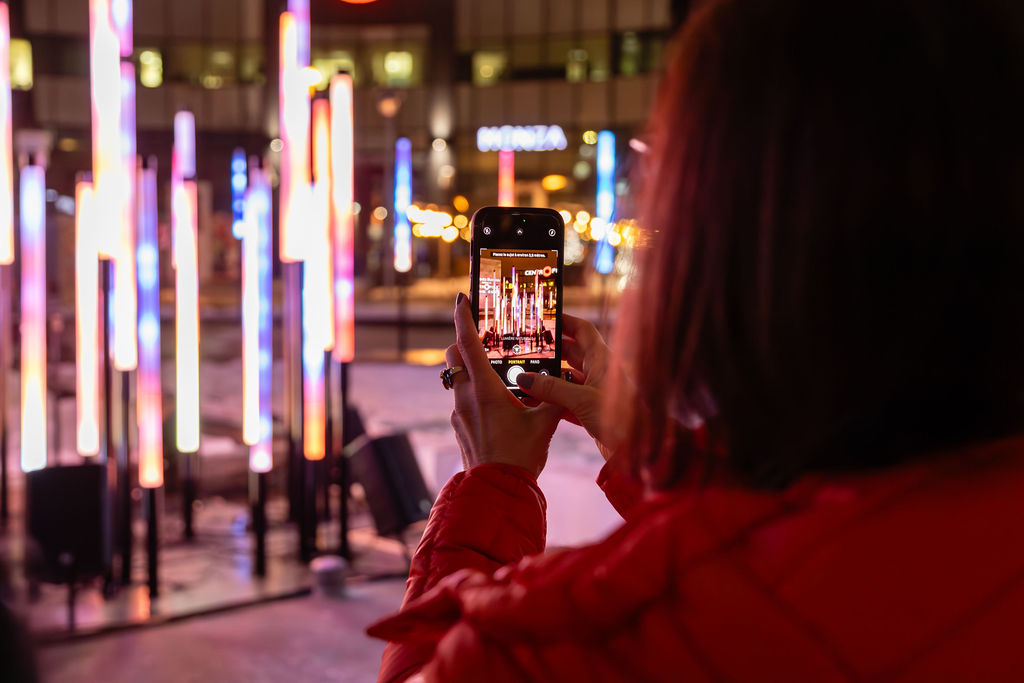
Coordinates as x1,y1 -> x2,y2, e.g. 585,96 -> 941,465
137,48 -> 163,88
472,51 -> 506,86
311,50 -> 356,90
566,49 -> 588,83
619,32 -> 641,76
383,50 -> 413,87
10,39 -> 33,90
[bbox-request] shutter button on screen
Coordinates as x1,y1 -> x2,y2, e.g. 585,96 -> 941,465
506,365 -> 525,385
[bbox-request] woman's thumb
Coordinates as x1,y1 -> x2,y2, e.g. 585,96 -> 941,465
516,372 -> 591,414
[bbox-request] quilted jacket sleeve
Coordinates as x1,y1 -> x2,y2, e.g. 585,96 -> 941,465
375,462 -> 547,682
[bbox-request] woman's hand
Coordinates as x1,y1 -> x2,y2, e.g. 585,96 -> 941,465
514,314 -> 634,463
446,294 -> 563,478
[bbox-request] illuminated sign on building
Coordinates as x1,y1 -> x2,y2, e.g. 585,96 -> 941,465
476,125 -> 568,153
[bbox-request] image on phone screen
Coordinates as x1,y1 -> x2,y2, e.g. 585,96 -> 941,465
470,208 -> 564,394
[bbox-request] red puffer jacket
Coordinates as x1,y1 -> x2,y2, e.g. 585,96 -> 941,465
368,436 -> 1024,681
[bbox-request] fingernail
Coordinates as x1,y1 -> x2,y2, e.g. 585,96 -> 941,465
456,292 -> 467,307
516,372 -> 534,389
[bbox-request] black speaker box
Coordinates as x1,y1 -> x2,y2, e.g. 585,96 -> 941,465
350,433 -> 432,536
26,464 -> 110,584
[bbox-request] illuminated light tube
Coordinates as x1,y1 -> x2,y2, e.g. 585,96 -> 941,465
498,149 -> 514,207
173,111 -> 200,454
394,137 -> 412,273
247,164 -> 273,473
287,0 -> 310,66
311,97 -> 334,351
0,3 -> 13,265
231,148 -> 247,239
89,0 -> 122,259
75,181 -> 100,456
594,130 -> 616,275
329,74 -> 355,363
302,130 -> 330,458
110,0 -> 132,57
20,165 -> 46,472
112,60 -> 138,371
278,11 -> 311,262
137,161 -> 163,488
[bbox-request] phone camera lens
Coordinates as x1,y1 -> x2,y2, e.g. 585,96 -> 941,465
516,227 -> 525,237
548,228 -> 556,237
483,226 -> 492,235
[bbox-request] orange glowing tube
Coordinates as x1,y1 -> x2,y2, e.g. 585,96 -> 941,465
330,74 -> 355,363
173,110 -> 200,454
0,3 -> 13,265
137,161 -> 163,488
498,149 -> 514,207
278,11 -> 311,262
312,97 -> 334,351
20,164 -> 46,472
75,181 -> 100,456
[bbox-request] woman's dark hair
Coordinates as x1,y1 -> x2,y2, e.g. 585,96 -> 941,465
623,0 -> 1024,488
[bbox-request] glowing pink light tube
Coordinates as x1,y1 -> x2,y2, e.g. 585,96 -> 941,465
173,110 -> 199,454
278,11 -> 311,263
112,60 -> 138,371
330,74 -> 355,363
75,181 -> 100,456
110,0 -> 132,57
245,165 -> 273,473
137,161 -> 162,487
0,3 -> 13,265
498,149 -> 514,207
20,165 -> 46,472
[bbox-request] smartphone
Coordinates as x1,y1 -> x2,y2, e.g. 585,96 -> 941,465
470,206 -> 564,398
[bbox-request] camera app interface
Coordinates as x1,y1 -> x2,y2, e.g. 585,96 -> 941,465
477,248 -> 560,386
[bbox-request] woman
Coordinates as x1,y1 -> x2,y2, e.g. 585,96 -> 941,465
369,0 -> 1024,679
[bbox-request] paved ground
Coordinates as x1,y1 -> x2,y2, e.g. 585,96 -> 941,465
15,356 -> 622,681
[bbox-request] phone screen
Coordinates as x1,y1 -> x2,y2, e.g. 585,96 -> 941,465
470,207 -> 563,396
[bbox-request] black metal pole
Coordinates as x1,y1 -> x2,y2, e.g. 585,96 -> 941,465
183,452 -> 196,540
100,259 -> 116,591
397,272 -> 408,360
145,486 -> 159,597
250,469 -> 267,577
118,371 -> 132,585
322,352 -> 332,521
338,361 -> 351,560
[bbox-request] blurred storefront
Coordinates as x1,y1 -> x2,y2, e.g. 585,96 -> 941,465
7,0 -> 679,287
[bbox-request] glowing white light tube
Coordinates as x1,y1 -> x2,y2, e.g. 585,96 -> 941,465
75,181 -> 100,456
330,74 -> 355,363
594,130 -> 616,275
112,60 -> 138,370
498,149 -> 514,207
394,137 -> 412,273
20,165 -> 46,472
0,3 -> 13,265
246,164 -> 273,473
89,0 -> 122,259
278,11 -> 311,262
173,110 -> 199,454
137,162 -> 163,487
